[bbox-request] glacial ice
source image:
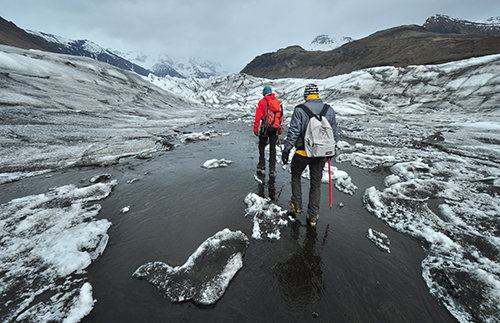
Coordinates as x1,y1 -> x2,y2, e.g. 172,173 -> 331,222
1,44 -> 500,322
133,229 -> 249,305
367,228 -> 391,253
244,192 -> 293,240
202,158 -> 232,169
0,180 -> 115,323
363,160 -> 500,323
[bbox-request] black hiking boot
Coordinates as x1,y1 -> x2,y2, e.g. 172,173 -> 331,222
288,201 -> 302,214
307,213 -> 319,227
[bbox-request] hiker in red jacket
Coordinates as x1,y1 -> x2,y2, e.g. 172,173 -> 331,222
253,86 -> 282,177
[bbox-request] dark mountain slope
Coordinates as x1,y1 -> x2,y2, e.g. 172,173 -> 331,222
0,16 -> 152,76
0,16 -> 60,53
241,25 -> 500,79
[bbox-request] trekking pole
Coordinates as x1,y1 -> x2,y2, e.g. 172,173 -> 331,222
328,157 -> 332,208
277,134 -> 283,153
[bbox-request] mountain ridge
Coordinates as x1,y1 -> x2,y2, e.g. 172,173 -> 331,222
241,17 -> 500,79
3,14 -> 500,80
0,17 -> 61,53
0,16 -> 226,79
423,14 -> 500,34
27,30 -> 152,76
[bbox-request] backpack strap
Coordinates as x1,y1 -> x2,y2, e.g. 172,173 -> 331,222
297,104 -> 315,119
264,97 -> 270,117
319,104 -> 330,117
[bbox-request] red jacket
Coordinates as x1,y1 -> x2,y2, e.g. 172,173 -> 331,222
253,93 -> 277,133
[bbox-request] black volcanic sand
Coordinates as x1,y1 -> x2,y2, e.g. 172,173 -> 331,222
0,118 -> 458,323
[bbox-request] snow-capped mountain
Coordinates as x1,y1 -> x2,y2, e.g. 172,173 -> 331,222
168,56 -> 227,79
423,14 -> 500,34
111,49 -> 156,70
27,30 -> 151,76
114,50 -> 227,79
309,34 -> 353,50
27,30 -> 227,79
125,53 -> 227,79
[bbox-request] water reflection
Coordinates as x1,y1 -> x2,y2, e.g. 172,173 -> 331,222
256,171 -> 277,201
273,222 -> 326,307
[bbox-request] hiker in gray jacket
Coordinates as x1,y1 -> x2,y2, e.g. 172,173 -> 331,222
282,83 -> 338,227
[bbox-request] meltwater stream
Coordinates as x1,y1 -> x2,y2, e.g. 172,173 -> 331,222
0,120 -> 458,323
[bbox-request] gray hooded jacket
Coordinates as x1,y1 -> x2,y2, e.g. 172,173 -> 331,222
283,98 -> 338,153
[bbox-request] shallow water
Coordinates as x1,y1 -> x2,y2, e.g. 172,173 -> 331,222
0,120 -> 457,323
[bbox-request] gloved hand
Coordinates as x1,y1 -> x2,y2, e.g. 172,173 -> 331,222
254,131 -> 259,136
282,150 -> 290,165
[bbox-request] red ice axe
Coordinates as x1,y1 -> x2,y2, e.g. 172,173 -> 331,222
328,157 -> 332,208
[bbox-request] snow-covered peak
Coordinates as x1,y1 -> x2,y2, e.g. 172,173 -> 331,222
27,30 -> 72,47
425,14 -> 500,31
309,35 -> 353,51
431,14 -> 500,26
114,51 -> 227,79
112,49 -> 157,68
156,53 -> 175,66
481,16 -> 500,25
429,14 -> 460,23
149,54 -> 227,79
27,30 -> 108,56
174,56 -> 227,79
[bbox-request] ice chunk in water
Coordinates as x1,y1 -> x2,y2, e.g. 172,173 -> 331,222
367,228 -> 391,253
133,229 -> 249,305
202,158 -> 232,169
244,193 -> 291,240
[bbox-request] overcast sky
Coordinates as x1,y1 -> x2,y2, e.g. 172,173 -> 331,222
3,0 -> 500,73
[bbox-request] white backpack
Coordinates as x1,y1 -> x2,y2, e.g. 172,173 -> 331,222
299,104 -> 336,158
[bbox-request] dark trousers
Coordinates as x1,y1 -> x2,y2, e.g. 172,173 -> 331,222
258,131 -> 278,171
290,154 -> 326,216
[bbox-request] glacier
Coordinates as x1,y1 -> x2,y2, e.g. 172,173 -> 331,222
1,42 -> 500,322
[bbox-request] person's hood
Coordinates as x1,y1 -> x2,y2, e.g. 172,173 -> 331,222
264,93 -> 277,100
